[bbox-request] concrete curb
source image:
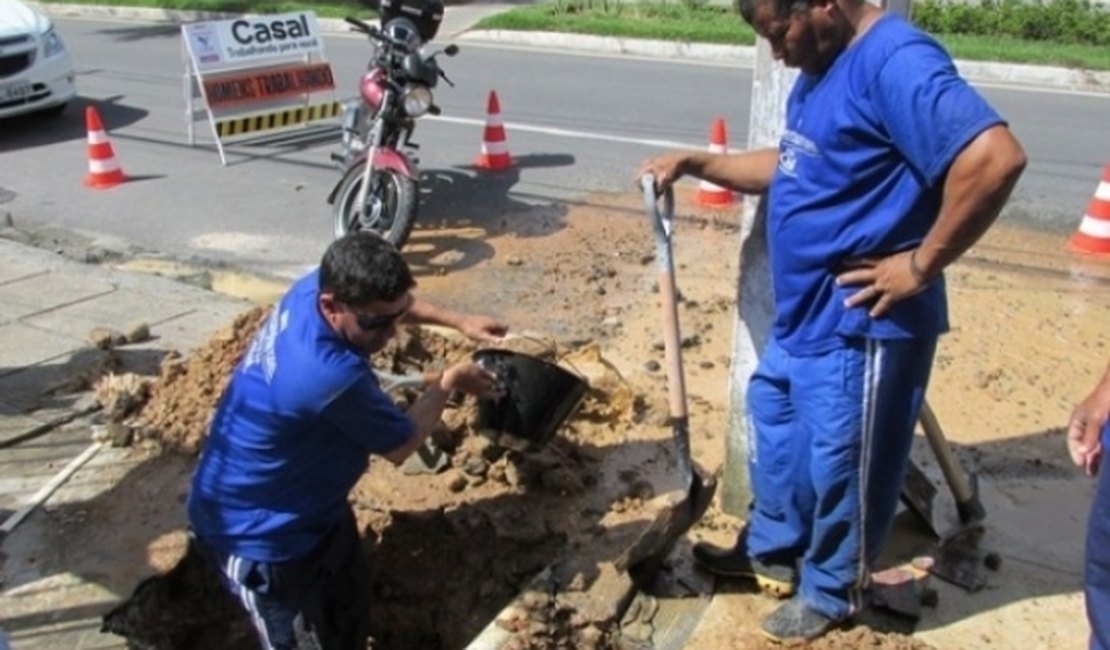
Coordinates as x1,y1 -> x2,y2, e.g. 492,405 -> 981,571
460,29 -> 1110,95
32,2 -> 1110,95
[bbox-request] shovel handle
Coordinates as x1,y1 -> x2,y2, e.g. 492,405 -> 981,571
641,176 -> 687,423
918,400 -> 974,503
641,176 -> 693,486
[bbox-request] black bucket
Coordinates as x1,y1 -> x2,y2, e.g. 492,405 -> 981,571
473,349 -> 589,449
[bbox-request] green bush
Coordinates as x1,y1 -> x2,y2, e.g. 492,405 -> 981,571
913,0 -> 1110,46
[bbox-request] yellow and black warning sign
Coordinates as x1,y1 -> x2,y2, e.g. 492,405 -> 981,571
181,12 -> 340,165
214,101 -> 341,138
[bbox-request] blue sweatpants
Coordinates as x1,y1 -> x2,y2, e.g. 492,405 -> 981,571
1087,423 -> 1110,650
195,510 -> 371,650
745,336 -> 936,620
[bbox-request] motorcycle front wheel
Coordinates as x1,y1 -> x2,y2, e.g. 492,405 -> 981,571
331,163 -> 418,249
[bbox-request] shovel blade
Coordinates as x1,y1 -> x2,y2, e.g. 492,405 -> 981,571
619,473 -> 718,587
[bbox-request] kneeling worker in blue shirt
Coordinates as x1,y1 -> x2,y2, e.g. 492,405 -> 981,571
188,232 -> 508,650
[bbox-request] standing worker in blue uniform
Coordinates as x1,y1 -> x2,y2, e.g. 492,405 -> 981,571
639,0 -> 1026,641
187,232 -> 508,650
1069,361 -> 1110,650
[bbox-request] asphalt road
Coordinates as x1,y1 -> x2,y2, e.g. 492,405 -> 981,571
0,16 -> 1107,278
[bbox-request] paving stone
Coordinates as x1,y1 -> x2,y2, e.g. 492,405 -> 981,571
0,272 -> 116,317
0,262 -> 44,286
151,302 -> 256,353
0,412 -> 50,447
23,292 -> 194,343
0,324 -> 84,374
0,348 -> 108,415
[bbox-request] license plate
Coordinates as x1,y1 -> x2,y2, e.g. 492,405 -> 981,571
0,81 -> 33,102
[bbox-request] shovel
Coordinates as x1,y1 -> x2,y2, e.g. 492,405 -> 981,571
900,399 -> 986,542
373,369 -> 450,473
619,176 -> 718,585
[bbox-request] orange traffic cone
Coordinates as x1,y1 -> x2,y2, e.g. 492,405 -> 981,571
84,106 -> 126,189
695,118 -> 736,208
475,90 -> 512,171
1068,164 -> 1110,256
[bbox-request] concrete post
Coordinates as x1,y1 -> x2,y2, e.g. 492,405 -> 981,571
720,38 -> 797,516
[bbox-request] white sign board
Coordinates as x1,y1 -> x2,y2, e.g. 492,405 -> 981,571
183,12 -> 325,73
181,11 -> 337,165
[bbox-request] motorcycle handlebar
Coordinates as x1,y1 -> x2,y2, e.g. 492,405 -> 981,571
345,16 -> 374,33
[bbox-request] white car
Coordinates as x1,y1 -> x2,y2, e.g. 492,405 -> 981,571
0,0 -> 76,118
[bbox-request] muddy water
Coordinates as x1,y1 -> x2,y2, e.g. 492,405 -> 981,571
114,258 -> 290,306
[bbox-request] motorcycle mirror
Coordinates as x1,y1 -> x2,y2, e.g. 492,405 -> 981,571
444,44 -> 459,57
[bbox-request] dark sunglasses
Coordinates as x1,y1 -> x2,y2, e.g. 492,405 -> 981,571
352,305 -> 409,331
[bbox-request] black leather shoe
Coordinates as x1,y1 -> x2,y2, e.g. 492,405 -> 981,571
691,534 -> 797,598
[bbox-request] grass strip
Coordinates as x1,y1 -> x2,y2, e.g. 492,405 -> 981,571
36,0 -> 1110,70
37,0 -> 370,19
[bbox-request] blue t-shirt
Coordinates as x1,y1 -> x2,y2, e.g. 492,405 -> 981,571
769,14 -> 1004,355
187,270 -> 415,562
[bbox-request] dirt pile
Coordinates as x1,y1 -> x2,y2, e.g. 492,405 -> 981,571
132,306 -> 270,454
101,311 -> 648,649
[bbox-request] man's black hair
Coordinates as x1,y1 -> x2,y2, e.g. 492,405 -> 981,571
319,233 -> 415,306
735,0 -> 822,23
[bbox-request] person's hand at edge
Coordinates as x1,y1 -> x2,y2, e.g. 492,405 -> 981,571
636,152 -> 692,193
406,298 -> 507,343
454,314 -> 508,344
1068,365 -> 1110,477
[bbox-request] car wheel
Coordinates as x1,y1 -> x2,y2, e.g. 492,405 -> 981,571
38,102 -> 68,117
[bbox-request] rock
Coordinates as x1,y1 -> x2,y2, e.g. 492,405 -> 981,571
90,425 -> 110,443
125,322 -> 151,344
644,360 -> 660,372
506,255 -> 524,266
488,461 -> 508,484
541,467 -> 585,495
577,625 -> 604,649
627,479 -> 654,500
462,455 -> 490,477
468,434 -> 501,462
445,470 -> 468,493
108,422 -> 134,448
88,327 -> 125,350
504,462 -> 523,488
520,590 -> 549,612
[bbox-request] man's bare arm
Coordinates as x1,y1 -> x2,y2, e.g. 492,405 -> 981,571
913,125 -> 1027,278
639,147 -> 780,195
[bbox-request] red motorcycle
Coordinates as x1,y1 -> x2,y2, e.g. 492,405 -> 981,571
328,0 -> 456,248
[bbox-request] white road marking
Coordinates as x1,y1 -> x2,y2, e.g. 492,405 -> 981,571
429,114 -> 702,149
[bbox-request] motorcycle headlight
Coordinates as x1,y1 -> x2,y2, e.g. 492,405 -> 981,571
42,27 -> 67,58
402,85 -> 433,117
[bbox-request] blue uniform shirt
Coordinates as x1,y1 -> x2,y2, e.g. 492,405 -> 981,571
188,270 -> 415,562
769,14 -> 1004,355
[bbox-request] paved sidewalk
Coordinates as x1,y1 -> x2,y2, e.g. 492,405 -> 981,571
0,237 -> 253,649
